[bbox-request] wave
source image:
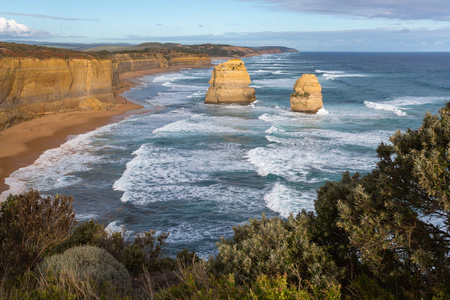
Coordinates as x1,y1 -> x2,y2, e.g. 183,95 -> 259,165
152,114 -> 248,135
113,143 -> 255,204
0,124 -> 116,201
384,96 -> 449,106
364,101 -> 407,116
315,69 -> 368,80
264,182 -> 315,218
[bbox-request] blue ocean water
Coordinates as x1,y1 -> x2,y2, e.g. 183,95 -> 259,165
3,52 -> 450,256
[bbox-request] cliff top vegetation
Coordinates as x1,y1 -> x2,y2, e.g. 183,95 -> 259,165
0,42 -> 98,59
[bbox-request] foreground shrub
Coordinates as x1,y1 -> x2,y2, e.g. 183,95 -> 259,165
1,268 -> 133,300
0,190 -> 77,275
209,214 -> 342,288
163,259 -> 341,299
40,245 -> 131,290
52,219 -> 106,254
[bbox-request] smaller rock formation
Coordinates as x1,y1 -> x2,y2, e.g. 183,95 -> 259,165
78,98 -> 110,111
205,59 -> 256,104
290,74 -> 323,113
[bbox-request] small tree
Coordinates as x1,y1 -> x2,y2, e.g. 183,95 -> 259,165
0,190 -> 77,274
336,103 -> 450,297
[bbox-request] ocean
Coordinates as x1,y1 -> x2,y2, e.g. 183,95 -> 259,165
3,52 -> 450,257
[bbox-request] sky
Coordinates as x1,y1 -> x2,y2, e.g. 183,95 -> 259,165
1,0 -> 450,51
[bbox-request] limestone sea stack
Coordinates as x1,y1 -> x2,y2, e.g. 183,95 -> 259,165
290,74 -> 323,113
205,59 -> 256,104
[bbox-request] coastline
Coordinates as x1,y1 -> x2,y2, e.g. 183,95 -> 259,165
0,66 -> 206,196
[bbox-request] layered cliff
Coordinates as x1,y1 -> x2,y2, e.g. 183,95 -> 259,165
205,59 -> 256,104
112,52 -> 210,74
0,57 -> 116,130
0,42 -> 211,131
290,74 -> 323,113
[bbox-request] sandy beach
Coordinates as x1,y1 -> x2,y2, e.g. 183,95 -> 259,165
0,67 -> 191,195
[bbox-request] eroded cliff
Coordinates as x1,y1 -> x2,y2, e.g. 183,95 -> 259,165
0,43 -> 211,131
0,57 -> 116,130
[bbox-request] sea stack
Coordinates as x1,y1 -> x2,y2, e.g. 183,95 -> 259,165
205,59 -> 256,104
290,74 -> 323,113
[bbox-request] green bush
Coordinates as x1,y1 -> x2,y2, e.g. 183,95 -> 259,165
52,220 -> 106,254
0,190 -> 77,275
40,245 -> 130,290
209,214 -> 341,288
291,91 -> 311,98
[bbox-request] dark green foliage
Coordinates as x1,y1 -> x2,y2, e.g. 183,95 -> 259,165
163,265 -> 341,300
52,219 -> 106,254
337,104 -> 450,297
54,219 -> 175,276
176,248 -> 199,266
291,91 -> 311,98
0,190 -> 77,275
102,230 -> 175,275
209,214 -> 342,288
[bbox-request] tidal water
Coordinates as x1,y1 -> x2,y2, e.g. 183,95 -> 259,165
3,52 -> 450,257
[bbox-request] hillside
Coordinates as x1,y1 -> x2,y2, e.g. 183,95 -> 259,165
84,42 -> 298,57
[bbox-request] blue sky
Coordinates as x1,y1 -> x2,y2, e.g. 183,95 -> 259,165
1,0 -> 450,51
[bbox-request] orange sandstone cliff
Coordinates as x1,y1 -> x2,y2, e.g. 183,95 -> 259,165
0,44 -> 211,131
0,57 -> 116,130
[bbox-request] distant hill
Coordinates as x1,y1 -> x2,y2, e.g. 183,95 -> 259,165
84,42 -> 299,57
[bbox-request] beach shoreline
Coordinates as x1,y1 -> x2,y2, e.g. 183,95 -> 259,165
0,66 -> 206,196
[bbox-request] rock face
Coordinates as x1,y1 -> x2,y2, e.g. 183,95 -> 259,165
0,57 -> 116,130
112,53 -> 211,74
290,74 -> 323,113
0,53 -> 211,131
205,59 -> 256,104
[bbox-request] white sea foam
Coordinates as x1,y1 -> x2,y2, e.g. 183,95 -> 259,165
315,69 -> 368,80
0,124 -> 116,201
152,114 -> 248,135
265,125 -> 285,134
247,128 -> 380,183
258,113 -> 290,123
187,90 -> 206,98
113,143 -> 255,204
316,107 -> 329,115
384,96 -> 449,106
105,221 -> 125,235
264,183 -> 315,217
364,101 -> 407,116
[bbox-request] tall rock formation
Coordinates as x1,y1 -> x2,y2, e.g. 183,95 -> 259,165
290,74 -> 323,113
205,59 -> 256,104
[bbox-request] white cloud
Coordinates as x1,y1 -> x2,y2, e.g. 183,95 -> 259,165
239,0 -> 450,21
0,17 -> 50,38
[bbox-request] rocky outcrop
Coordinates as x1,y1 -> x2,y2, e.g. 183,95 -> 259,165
290,74 -> 323,113
205,59 -> 256,104
0,57 -> 116,130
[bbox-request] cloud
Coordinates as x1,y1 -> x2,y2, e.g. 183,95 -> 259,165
0,12 -> 99,21
0,17 -> 52,38
239,0 -> 450,21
